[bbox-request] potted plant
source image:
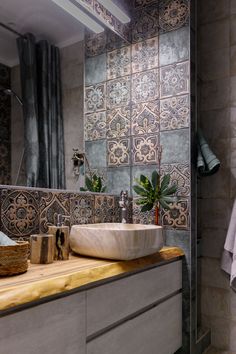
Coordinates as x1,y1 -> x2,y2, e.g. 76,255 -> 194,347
133,170 -> 177,225
80,174 -> 106,193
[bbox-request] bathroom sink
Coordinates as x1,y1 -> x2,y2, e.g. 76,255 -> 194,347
70,223 -> 163,261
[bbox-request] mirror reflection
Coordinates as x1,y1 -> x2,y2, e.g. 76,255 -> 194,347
0,0 -> 129,190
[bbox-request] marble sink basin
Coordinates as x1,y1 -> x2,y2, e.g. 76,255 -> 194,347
70,223 -> 163,261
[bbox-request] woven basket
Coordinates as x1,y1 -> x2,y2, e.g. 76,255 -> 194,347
0,241 -> 30,276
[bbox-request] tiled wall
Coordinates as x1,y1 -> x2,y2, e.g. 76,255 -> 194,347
84,1 -> 195,352
198,0 -> 236,352
0,63 -> 11,185
0,185 -> 125,240
84,0 -> 191,228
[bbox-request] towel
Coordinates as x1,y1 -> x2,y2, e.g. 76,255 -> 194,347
221,199 -> 236,291
0,231 -> 16,246
197,130 -> 220,176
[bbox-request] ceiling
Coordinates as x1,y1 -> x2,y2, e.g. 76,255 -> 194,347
0,0 -> 85,67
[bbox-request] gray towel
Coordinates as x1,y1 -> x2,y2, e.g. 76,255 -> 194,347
0,231 -> 16,246
221,199 -> 236,291
197,130 -> 220,176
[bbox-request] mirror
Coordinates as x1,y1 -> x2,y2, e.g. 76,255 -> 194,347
0,0 -> 130,191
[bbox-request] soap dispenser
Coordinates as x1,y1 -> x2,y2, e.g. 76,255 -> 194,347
48,214 -> 70,261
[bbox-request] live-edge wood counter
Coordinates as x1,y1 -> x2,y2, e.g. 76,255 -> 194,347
0,246 -> 183,313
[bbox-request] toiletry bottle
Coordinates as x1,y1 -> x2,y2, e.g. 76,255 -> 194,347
48,214 -> 70,261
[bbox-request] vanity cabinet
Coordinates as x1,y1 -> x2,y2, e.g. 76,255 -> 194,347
0,259 -> 182,354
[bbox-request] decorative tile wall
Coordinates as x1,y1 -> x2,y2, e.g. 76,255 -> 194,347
0,63 -> 11,185
0,185 -> 120,239
84,1 -> 192,352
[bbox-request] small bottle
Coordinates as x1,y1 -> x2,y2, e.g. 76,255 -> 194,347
48,214 -> 70,261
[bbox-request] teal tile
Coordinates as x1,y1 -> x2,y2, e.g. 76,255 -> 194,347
85,140 -> 107,168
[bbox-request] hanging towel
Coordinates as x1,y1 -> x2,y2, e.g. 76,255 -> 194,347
221,199 -> 236,291
197,130 -> 220,176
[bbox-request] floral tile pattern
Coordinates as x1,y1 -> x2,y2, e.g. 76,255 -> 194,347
85,31 -> 107,57
106,30 -> 128,52
107,46 -> 131,80
107,138 -> 131,167
70,194 -> 94,225
85,83 -> 106,113
94,195 -> 115,223
0,189 -> 40,239
132,69 -> 159,104
107,106 -> 131,139
160,62 -> 189,98
160,94 -> 190,130
131,100 -> 159,136
132,5 -> 159,43
107,76 -> 131,109
161,163 -> 190,197
132,200 -> 155,224
85,111 -> 106,141
39,192 -> 70,233
132,37 -> 159,73
159,0 -> 190,34
134,0 -> 158,8
132,135 -> 159,165
161,199 -> 189,229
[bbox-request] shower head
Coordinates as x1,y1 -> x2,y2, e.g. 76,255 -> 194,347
0,85 -> 23,106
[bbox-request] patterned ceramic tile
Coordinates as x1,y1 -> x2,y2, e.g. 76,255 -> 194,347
160,94 -> 190,130
85,31 -> 107,57
107,138 -> 131,167
106,30 -> 128,52
161,199 -> 189,229
132,134 -> 159,165
107,106 -> 131,139
160,62 -> 189,98
132,4 -> 159,43
131,100 -> 159,136
132,69 -> 159,104
0,189 -> 40,239
134,0 -> 158,8
85,111 -> 106,141
107,46 -> 131,79
132,200 -> 155,224
159,0 -> 190,34
39,191 -> 70,233
132,37 -> 159,74
94,195 -> 115,223
70,194 -> 94,225
85,83 -> 106,113
161,163 -> 190,197
107,76 -> 131,109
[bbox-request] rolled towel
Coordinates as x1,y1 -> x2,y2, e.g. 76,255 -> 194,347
197,129 -> 220,176
0,231 -> 17,246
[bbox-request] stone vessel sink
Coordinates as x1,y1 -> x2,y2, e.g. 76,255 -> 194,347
70,223 -> 163,261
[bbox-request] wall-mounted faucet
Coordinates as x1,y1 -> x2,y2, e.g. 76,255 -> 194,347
71,149 -> 85,176
119,190 -> 129,224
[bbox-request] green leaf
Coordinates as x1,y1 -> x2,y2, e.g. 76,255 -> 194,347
159,198 -> 171,210
133,185 -> 148,196
151,170 -> 159,190
139,174 -> 152,191
141,203 -> 154,212
85,176 -> 93,191
160,174 -> 171,192
135,198 -> 148,205
101,186 -> 106,193
80,187 -> 87,192
162,184 -> 177,196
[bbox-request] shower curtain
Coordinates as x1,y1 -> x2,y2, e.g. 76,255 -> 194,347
17,33 -> 65,189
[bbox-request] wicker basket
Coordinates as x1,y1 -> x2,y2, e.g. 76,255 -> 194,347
0,241 -> 30,276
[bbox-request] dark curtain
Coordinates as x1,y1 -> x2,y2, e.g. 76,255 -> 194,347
17,34 -> 65,189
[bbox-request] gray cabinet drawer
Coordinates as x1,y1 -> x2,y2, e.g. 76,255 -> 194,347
0,293 -> 86,354
87,293 -> 182,354
87,260 -> 182,336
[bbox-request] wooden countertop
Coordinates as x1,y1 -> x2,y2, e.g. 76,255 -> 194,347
0,247 -> 183,312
